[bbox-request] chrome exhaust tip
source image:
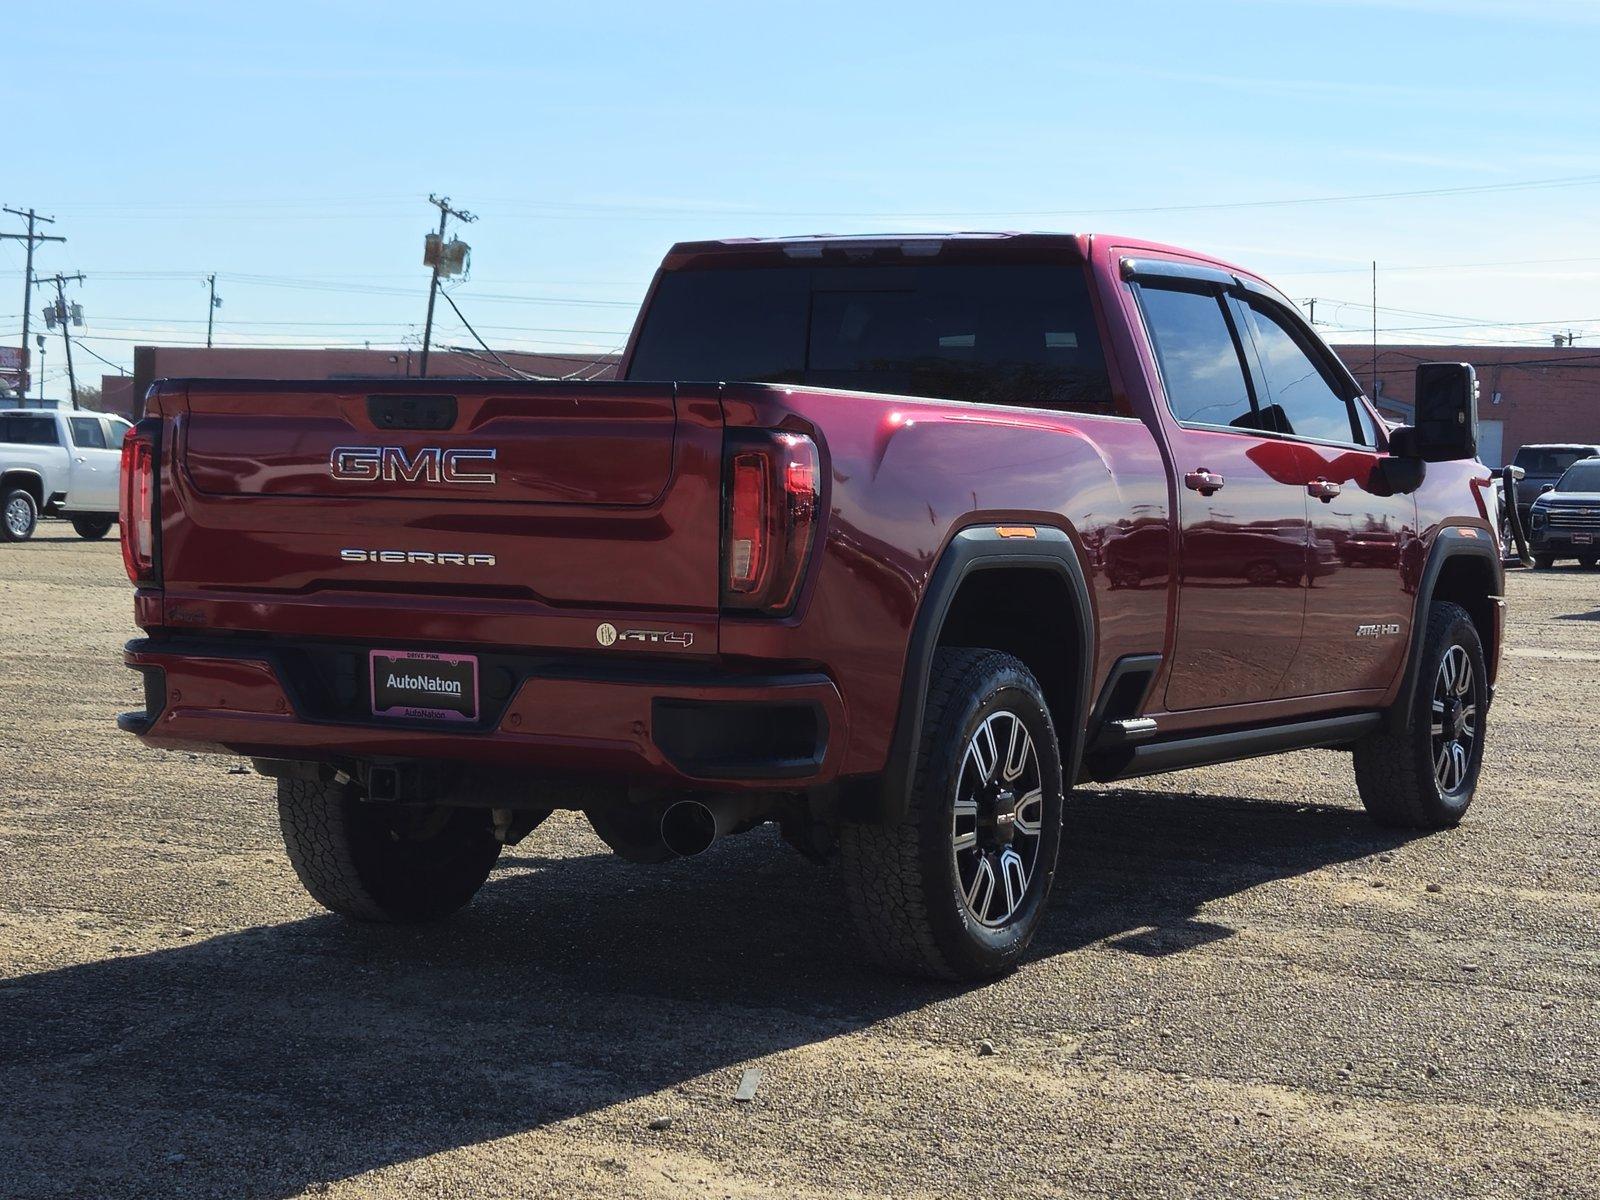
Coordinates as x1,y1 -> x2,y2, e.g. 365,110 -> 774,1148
659,799 -> 719,857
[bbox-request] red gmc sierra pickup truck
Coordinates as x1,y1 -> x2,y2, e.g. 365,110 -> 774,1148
117,233 -> 1505,980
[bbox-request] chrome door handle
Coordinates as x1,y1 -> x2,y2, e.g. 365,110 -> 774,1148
1308,478 -> 1342,502
1184,468 -> 1225,495
74,456 -> 87,463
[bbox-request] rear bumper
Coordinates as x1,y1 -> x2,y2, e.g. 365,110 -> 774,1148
121,636 -> 847,790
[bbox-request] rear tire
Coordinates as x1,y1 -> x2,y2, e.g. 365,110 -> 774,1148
1581,555 -> 1598,569
2,489 -> 37,542
71,515 -> 115,540
840,648 -> 1065,980
1353,601 -> 1487,829
1534,553 -> 1555,569
276,776 -> 502,921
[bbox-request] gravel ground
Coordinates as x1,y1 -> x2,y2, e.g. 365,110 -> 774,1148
1,529 -> 1596,1199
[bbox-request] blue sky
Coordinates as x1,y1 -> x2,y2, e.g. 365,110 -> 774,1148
5,0 -> 1599,391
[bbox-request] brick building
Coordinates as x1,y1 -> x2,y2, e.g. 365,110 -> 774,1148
1332,343 -> 1600,467
97,341 -> 1594,469
99,345 -> 620,421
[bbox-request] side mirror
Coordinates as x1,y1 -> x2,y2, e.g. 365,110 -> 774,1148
1541,483 -> 1556,495
1398,362 -> 1478,462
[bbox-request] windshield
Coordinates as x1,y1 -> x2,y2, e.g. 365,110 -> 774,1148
1515,446 -> 1595,473
627,263 -> 1116,415
1554,460 -> 1600,492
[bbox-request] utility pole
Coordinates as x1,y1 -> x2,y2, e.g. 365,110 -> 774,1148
37,272 -> 85,410
418,194 -> 475,378
205,273 -> 222,348
1371,261 -> 1378,398
1,207 -> 65,395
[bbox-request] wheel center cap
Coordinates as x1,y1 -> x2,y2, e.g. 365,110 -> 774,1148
989,788 -> 1018,844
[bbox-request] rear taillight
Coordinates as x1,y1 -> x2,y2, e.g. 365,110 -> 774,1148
722,431 -> 820,614
119,425 -> 159,584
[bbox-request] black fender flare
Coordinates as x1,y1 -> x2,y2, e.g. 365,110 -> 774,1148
872,526 -> 1096,822
1387,527 -> 1503,733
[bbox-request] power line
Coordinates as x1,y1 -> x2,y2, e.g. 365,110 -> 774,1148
28,169 -> 1600,225
1282,253 -> 1600,278
436,287 -> 537,381
471,171 -> 1600,220
73,340 -> 126,374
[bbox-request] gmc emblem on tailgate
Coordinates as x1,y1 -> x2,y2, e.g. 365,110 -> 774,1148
330,445 -> 497,485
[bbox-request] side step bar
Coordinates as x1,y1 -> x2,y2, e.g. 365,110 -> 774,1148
1083,713 -> 1381,783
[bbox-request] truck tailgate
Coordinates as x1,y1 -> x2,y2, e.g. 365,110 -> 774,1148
156,380 -> 724,655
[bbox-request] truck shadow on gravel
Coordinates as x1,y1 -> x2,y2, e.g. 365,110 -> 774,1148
0,788 -> 1412,1198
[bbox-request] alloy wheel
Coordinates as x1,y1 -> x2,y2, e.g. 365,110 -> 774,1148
952,709 -> 1044,928
5,496 -> 31,538
1430,644 -> 1477,795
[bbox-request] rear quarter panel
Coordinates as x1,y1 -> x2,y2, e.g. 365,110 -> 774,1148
719,385 -> 1171,777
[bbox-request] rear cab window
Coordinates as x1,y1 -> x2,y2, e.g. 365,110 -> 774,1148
627,262 -> 1119,417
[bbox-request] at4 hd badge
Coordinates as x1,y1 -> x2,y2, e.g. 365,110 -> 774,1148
596,622 -> 694,649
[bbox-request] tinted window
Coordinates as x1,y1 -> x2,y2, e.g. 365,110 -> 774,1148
1137,285 -> 1255,428
1556,461 -> 1600,491
1241,301 -> 1363,445
69,417 -> 107,448
630,267 -> 809,385
628,264 -> 1115,415
1,415 -> 59,445
1515,446 -> 1597,473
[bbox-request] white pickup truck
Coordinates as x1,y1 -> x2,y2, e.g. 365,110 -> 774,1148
1,407 -> 132,542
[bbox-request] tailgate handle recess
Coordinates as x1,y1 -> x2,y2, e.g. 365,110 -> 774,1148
367,394 -> 458,431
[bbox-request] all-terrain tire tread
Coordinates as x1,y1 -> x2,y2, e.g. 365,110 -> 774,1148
1353,601 -> 1481,830
276,776 -> 392,920
840,647 -> 1036,980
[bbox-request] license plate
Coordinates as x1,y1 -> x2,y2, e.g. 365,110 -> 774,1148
370,650 -> 478,722
1574,533 -> 1593,545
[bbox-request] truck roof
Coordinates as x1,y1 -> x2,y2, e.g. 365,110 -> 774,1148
660,231 -> 1093,270
657,231 -> 1258,279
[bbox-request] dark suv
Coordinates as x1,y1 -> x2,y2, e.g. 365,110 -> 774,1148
1511,443 -> 1600,533
1529,457 -> 1600,567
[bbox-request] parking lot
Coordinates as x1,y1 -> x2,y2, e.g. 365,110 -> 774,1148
1,529 -> 1595,1199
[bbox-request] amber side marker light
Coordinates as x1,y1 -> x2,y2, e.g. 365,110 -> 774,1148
995,526 -> 1037,539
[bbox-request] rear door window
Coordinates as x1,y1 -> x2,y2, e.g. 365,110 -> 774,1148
1,415 -> 60,445
1136,284 -> 1257,430
69,417 -> 108,448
